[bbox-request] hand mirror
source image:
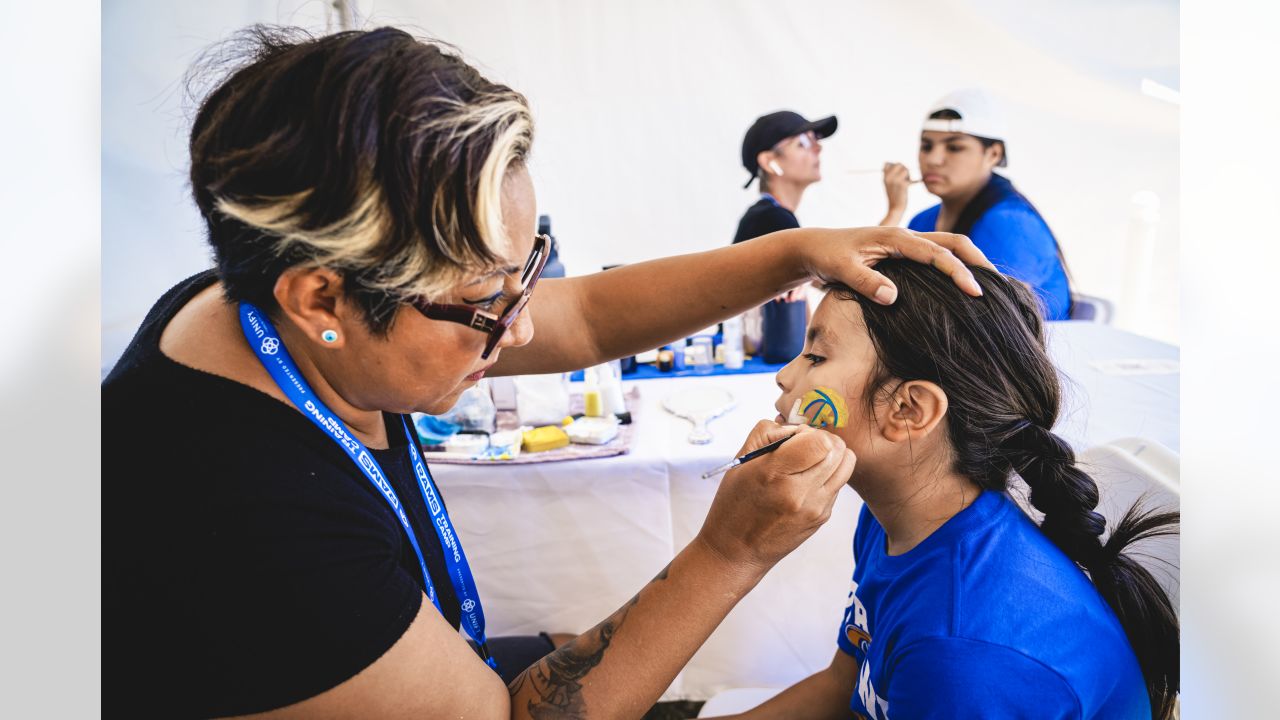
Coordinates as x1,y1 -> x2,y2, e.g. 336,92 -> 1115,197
661,387 -> 735,445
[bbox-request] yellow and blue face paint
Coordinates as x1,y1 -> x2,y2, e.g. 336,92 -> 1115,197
787,386 -> 849,428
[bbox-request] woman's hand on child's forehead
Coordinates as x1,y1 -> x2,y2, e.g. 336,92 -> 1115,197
802,227 -> 994,304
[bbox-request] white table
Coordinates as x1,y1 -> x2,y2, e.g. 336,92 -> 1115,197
432,321 -> 1178,700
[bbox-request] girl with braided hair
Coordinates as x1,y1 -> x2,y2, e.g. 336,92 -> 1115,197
714,260 -> 1178,719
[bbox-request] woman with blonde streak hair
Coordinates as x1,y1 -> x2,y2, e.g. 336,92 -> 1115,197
103,26 -> 992,718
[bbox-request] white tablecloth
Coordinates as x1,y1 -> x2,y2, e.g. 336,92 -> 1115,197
432,321 -> 1178,700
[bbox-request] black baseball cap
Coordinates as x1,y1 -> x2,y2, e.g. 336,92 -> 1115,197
740,110 -> 838,188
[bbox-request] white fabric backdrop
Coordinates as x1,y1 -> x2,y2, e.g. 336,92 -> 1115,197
102,0 -> 1179,370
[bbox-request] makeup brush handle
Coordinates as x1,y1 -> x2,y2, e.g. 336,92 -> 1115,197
737,434 -> 793,462
701,431 -> 799,479
847,168 -> 922,183
700,459 -> 740,479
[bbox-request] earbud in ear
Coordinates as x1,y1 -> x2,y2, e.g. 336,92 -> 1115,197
768,160 -> 784,176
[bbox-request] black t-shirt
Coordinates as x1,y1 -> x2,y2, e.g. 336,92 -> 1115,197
732,196 -> 800,244
102,270 -> 462,717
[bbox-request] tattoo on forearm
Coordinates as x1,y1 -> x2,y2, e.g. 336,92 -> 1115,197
509,563 -> 671,718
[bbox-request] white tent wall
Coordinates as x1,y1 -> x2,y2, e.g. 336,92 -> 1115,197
102,0 -> 1178,372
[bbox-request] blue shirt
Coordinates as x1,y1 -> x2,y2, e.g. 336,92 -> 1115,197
836,491 -> 1149,719
909,186 -> 1072,320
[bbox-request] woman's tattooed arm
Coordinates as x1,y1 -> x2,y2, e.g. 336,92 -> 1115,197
508,566 -> 669,719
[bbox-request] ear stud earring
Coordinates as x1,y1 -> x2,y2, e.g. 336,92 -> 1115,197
321,330 -> 339,344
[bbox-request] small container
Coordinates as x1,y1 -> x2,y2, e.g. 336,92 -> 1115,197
595,362 -> 628,416
564,416 -> 620,445
443,432 -> 491,455
657,349 -> 675,372
722,315 -> 744,353
583,366 -> 605,417
605,380 -> 627,416
620,355 -> 637,374
724,346 -> 745,370
722,315 -> 746,370
669,342 -> 686,371
584,389 -> 605,417
688,336 -> 714,375
742,307 -> 764,356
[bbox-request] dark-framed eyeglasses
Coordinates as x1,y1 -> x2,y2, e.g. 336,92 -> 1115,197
410,234 -> 550,360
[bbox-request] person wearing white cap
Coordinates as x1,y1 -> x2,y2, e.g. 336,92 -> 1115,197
881,89 -> 1072,320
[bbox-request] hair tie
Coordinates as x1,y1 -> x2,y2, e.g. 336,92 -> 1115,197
1000,419 -> 1035,451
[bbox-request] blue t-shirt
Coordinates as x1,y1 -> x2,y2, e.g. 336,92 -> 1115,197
835,491 -> 1149,719
909,195 -> 1071,321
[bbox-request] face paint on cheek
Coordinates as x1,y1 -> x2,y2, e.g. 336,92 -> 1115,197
786,386 -> 850,428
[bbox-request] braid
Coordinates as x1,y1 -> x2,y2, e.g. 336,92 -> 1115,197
998,420 -> 1179,719
999,422 -> 1108,570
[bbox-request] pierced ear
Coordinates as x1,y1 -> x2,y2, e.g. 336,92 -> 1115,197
881,380 -> 949,443
272,267 -> 351,348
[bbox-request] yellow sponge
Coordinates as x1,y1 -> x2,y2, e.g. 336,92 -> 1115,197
522,425 -> 571,453
796,386 -> 849,428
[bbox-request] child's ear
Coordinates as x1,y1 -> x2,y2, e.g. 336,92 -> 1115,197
881,381 -> 949,443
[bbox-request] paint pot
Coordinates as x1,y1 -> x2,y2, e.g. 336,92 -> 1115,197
761,297 -> 808,363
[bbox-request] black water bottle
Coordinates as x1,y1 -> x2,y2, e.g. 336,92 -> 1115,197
761,297 -> 807,363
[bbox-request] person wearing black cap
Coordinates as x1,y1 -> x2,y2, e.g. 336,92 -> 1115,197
732,111 -> 837,363
733,110 -> 838,246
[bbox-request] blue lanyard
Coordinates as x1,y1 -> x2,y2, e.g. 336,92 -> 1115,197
238,303 -> 498,672
760,192 -> 782,208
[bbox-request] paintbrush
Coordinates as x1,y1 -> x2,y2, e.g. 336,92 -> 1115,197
700,433 -> 797,479
702,387 -> 849,479
846,167 -> 923,183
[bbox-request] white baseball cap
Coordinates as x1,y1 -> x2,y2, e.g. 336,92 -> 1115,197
922,88 -> 1009,166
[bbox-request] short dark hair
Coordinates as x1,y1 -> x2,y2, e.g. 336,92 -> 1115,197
187,26 -> 533,334
826,261 -> 1178,719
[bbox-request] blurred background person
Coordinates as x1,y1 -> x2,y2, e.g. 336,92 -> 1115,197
734,110 -> 837,361
734,110 -> 836,246
881,89 -> 1072,320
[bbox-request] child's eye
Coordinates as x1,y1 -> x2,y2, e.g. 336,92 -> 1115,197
803,353 -> 826,366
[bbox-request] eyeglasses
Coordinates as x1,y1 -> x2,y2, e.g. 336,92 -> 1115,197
775,131 -> 818,153
411,234 -> 550,360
